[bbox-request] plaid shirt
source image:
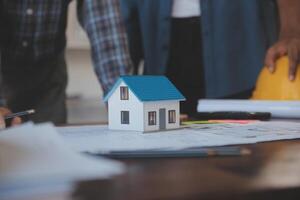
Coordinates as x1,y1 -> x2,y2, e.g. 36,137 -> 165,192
1,0 -> 132,94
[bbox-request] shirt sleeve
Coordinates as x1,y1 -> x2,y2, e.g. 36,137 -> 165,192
77,0 -> 133,95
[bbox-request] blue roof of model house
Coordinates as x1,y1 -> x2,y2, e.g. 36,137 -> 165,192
103,76 -> 186,102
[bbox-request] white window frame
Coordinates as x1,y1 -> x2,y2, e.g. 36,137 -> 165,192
168,110 -> 176,123
148,111 -> 157,126
120,86 -> 129,100
121,111 -> 130,124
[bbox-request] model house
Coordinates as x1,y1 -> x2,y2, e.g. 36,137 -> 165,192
104,76 -> 186,132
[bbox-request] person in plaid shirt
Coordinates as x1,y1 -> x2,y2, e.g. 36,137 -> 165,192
0,0 -> 132,125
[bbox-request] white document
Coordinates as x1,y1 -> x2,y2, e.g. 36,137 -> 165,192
197,99 -> 300,118
0,123 -> 124,195
57,121 -> 300,153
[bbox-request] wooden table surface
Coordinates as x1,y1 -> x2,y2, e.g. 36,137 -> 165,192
72,140 -> 300,200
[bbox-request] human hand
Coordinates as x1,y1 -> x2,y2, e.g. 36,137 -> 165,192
0,107 -> 22,129
180,114 -> 189,121
265,36 -> 300,81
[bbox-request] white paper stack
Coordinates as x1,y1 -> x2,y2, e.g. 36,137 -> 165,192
0,123 -> 124,199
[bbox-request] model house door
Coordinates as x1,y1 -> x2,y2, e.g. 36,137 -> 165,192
159,108 -> 166,130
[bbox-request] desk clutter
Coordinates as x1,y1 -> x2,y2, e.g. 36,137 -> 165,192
2,120 -> 300,199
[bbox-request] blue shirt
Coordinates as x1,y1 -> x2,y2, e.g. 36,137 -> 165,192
120,0 -> 279,98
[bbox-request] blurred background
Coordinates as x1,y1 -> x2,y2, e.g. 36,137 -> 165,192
65,1 -> 106,124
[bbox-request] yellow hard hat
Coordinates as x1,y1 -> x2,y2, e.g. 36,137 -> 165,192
251,56 -> 300,100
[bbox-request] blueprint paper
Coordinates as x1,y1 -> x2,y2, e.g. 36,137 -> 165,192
57,121 -> 300,153
58,125 -> 245,153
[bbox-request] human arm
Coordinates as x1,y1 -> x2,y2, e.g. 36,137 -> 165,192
77,0 -> 133,95
265,0 -> 300,81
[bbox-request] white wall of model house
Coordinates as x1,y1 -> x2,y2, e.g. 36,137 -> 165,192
108,81 -> 144,131
108,81 -> 181,132
143,101 -> 180,132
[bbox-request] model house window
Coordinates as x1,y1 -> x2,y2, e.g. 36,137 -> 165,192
120,86 -> 129,100
148,111 -> 156,126
121,111 -> 129,124
168,110 -> 176,123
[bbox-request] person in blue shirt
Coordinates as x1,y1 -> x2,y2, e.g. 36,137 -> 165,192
120,0 -> 300,116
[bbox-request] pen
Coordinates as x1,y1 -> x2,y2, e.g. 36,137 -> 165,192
4,109 -> 35,120
93,147 -> 251,159
191,111 -> 271,120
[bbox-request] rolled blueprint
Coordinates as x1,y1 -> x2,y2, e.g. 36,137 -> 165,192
197,99 -> 300,118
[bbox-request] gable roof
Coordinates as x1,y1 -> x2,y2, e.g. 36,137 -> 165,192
103,76 -> 186,102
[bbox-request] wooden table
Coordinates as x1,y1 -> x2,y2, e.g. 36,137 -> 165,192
72,140 -> 300,200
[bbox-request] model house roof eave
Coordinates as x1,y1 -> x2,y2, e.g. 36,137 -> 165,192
103,78 -> 123,102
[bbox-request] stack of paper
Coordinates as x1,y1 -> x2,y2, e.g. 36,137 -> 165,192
0,123 -> 124,199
